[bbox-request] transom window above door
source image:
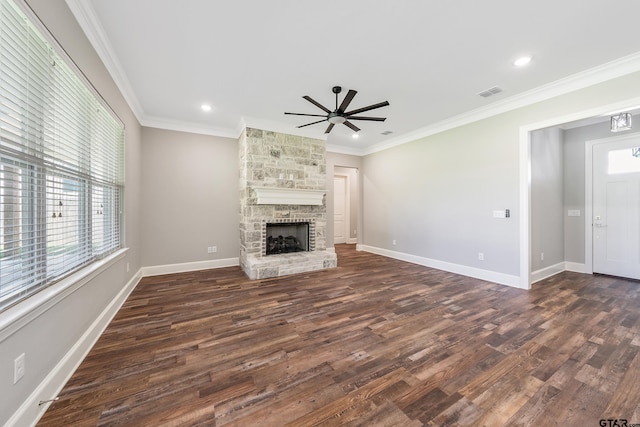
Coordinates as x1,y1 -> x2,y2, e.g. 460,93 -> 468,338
608,147 -> 640,174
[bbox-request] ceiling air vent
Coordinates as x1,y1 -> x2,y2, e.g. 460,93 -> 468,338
477,86 -> 503,98
381,130 -> 393,135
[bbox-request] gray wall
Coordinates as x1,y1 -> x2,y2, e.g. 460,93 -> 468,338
1,0 -> 142,424
360,72 -> 640,278
140,128 -> 239,266
362,115 -> 520,275
530,127 -> 564,271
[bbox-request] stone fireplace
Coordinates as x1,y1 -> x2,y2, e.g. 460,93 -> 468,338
239,128 -> 337,279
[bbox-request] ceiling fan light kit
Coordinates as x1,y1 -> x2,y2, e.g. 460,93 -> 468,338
285,86 -> 389,134
328,113 -> 346,125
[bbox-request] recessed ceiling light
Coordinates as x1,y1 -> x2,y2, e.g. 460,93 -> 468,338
352,133 -> 359,139
514,56 -> 532,67
201,104 -> 212,112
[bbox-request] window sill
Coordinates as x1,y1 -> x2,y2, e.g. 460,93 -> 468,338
0,248 -> 128,343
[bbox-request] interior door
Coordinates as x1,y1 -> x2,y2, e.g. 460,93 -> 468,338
592,136 -> 640,280
333,175 -> 347,244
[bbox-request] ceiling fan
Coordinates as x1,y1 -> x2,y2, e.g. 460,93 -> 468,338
285,86 -> 389,134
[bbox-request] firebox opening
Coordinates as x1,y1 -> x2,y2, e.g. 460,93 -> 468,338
265,222 -> 309,255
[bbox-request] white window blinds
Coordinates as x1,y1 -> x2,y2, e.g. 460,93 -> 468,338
0,0 -> 124,310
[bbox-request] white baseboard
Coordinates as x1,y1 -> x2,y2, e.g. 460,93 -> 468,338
9,249 -> 582,426
530,262 -> 588,285
141,257 -> 239,277
530,262 -> 566,284
564,262 -> 588,274
8,269 -> 142,427
358,245 -> 524,289
10,256 -> 241,426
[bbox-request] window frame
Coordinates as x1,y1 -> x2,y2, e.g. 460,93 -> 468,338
0,0 -> 125,312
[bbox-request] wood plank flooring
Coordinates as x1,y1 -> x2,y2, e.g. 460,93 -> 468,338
38,245 -> 640,426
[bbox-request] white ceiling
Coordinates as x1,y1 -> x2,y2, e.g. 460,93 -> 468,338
67,0 -> 640,154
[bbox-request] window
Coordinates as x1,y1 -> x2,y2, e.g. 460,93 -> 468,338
608,147 -> 640,174
0,0 -> 124,310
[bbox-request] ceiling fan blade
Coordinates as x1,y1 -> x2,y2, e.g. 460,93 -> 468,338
346,116 -> 387,122
343,121 -> 360,132
303,96 -> 331,113
337,89 -> 357,113
298,118 -> 327,128
344,101 -> 390,116
285,112 -> 328,118
325,123 -> 335,134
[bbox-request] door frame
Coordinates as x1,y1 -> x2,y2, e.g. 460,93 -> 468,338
519,96 -> 640,289
333,172 -> 351,245
584,136 -> 601,275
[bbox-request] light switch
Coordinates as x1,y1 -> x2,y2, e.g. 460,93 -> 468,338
493,210 -> 506,218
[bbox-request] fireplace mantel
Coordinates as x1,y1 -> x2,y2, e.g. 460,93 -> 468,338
253,187 -> 325,205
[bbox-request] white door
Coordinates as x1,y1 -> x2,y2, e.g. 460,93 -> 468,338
334,176 -> 347,244
592,136 -> 640,280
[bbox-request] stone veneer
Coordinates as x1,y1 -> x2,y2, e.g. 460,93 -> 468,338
239,128 -> 337,279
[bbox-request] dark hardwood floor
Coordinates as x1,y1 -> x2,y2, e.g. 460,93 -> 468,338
38,245 -> 640,426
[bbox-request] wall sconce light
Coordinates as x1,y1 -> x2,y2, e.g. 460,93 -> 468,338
611,112 -> 632,132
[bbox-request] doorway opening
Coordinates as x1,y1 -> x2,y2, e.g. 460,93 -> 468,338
521,97 -> 640,288
334,166 -> 358,245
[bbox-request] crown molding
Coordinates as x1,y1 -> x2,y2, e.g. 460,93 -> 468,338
325,143 -> 365,156
65,0 -> 145,123
363,51 -> 640,155
242,116 -> 327,142
65,0 -> 640,153
141,115 -> 240,139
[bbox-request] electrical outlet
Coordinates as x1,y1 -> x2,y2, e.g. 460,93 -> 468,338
126,262 -> 130,273
14,353 -> 25,384
478,252 -> 484,261
541,252 -> 544,261
353,229 -> 357,236
392,240 -> 396,245
207,246 -> 217,253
